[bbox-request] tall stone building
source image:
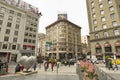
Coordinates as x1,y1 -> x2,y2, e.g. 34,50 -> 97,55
0,0 -> 40,62
45,14 -> 81,60
86,0 -> 120,59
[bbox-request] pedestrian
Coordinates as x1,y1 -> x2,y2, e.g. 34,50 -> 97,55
108,59 -> 113,70
51,62 -> 55,71
15,63 -> 21,73
33,63 -> 37,71
44,61 -> 48,71
113,60 -> 118,71
20,65 -> 24,71
68,60 -> 71,67
56,61 -> 60,68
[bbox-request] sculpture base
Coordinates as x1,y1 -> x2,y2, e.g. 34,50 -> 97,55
16,71 -> 38,76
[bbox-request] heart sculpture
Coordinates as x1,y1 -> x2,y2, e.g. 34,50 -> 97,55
18,56 -> 36,71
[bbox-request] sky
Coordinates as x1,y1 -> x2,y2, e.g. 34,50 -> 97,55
23,0 -> 89,36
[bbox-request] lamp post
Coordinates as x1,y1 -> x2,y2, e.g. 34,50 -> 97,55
75,34 -> 78,62
75,33 -> 79,74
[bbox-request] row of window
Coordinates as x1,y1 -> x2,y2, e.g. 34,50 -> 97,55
0,6 -> 22,17
27,15 -> 38,22
92,12 -> 115,20
49,47 -> 80,52
94,21 -> 118,31
4,36 -> 17,42
24,32 -> 36,38
24,38 -> 36,43
0,20 -> 20,30
91,0 -> 112,7
1,43 -> 35,50
25,26 -> 37,32
23,46 -> 35,50
2,44 -> 19,50
92,5 -> 114,13
95,29 -> 119,39
96,46 -> 120,53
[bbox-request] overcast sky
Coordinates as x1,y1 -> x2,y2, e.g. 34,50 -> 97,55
23,0 -> 89,36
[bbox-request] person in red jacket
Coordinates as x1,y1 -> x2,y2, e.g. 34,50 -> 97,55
20,65 -> 24,71
51,62 -> 55,71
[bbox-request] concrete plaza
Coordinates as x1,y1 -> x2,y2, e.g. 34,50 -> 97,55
0,62 -> 79,80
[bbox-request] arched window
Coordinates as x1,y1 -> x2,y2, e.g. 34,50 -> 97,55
104,42 -> 112,52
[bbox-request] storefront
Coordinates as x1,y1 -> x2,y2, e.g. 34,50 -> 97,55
0,52 -> 11,62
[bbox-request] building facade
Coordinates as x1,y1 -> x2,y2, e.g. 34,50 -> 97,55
81,35 -> 91,58
0,0 -> 40,62
86,0 -> 120,60
45,14 -> 81,60
37,33 -> 46,57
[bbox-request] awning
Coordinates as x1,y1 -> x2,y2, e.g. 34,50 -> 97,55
20,50 -> 35,53
95,53 -> 103,56
95,43 -> 101,48
115,41 -> 120,46
104,42 -> 111,47
114,52 -> 120,56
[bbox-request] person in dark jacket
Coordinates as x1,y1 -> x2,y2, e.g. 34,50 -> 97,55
15,64 -> 21,73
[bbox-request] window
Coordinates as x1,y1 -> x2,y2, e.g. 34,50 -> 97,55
13,38 -> 17,42
101,17 -> 106,22
1,7 -> 6,12
32,40 -> 35,43
114,29 -> 119,36
24,39 -> 27,42
95,33 -> 99,39
116,46 -> 120,52
110,13 -> 115,19
108,0 -> 112,4
12,45 -> 16,50
9,10 -> 14,14
105,47 -> 112,52
98,0 -> 102,2
8,16 -> 13,21
25,32 -> 28,36
17,13 -> 21,17
96,48 -> 102,53
93,20 -> 97,24
7,22 -> 12,27
2,44 -> 7,49
91,1 -> 94,6
0,20 -> 3,25
16,18 -> 20,23
112,21 -> 117,27
5,29 -> 10,34
94,26 -> 98,31
103,31 -> 109,37
109,6 -> 114,11
92,13 -> 96,18
100,10 -> 104,15
28,39 -> 31,43
14,31 -> 18,36
102,24 -> 107,29
15,24 -> 19,29
99,4 -> 103,8
4,36 -> 9,41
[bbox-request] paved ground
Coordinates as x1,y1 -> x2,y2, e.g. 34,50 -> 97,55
95,63 -> 120,80
0,62 -> 79,80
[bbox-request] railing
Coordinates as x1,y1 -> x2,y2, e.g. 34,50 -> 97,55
94,65 -> 116,80
76,64 -> 84,80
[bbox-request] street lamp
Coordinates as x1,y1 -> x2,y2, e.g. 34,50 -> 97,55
75,34 -> 78,62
